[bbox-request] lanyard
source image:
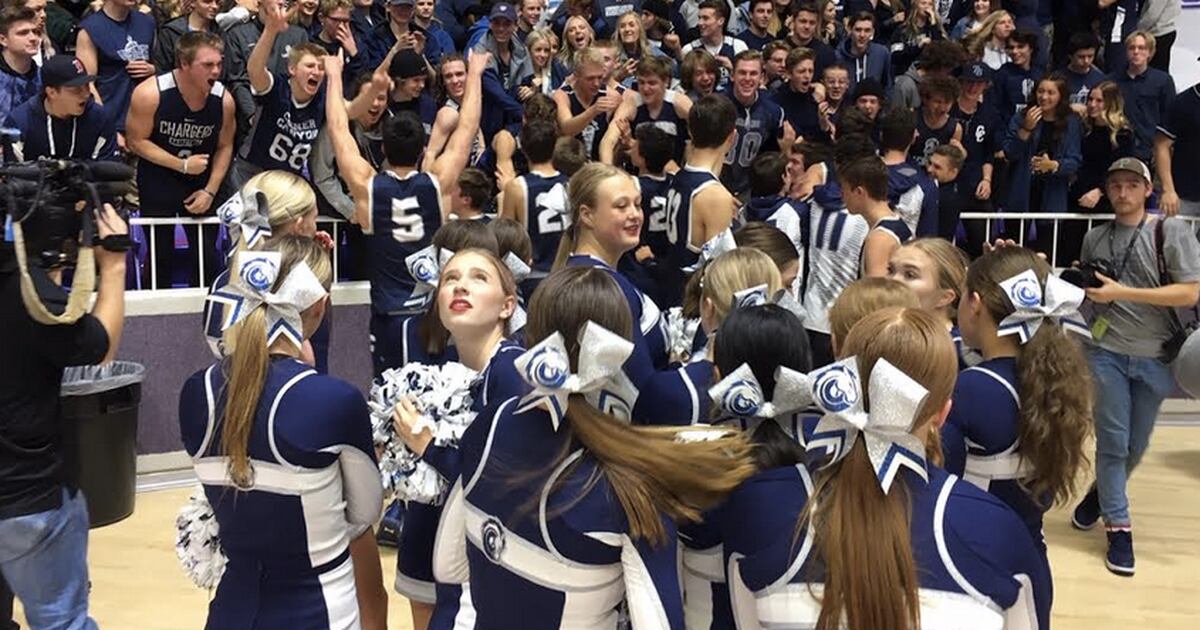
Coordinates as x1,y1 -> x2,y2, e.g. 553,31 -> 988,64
1107,216 -> 1147,282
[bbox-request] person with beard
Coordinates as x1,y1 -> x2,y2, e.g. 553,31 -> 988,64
3,55 -> 116,161
127,31 -> 235,289
151,0 -> 220,74
0,6 -> 42,115
231,0 -> 328,187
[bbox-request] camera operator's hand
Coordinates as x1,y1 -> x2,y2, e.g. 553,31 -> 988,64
94,203 -> 129,270
1085,272 -> 1125,304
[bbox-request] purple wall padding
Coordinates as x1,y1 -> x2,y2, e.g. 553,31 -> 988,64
120,304 -> 372,455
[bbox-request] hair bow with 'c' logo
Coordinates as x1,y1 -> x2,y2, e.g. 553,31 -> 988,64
206,251 -> 328,348
216,187 -> 272,248
685,228 -> 738,274
804,357 -> 931,494
513,322 -> 636,430
709,363 -> 813,420
998,269 -> 1091,344
729,286 -> 808,325
408,246 -> 531,333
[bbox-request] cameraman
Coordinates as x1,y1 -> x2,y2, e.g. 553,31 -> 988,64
1073,157 -> 1200,577
0,202 -> 127,629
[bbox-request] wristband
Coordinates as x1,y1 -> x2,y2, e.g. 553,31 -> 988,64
198,189 -> 214,198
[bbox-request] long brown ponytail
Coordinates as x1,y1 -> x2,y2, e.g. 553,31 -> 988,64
965,247 -> 1093,506
803,308 -> 958,630
527,267 -> 756,545
221,236 -> 333,486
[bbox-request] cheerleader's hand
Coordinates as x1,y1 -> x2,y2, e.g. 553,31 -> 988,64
393,397 -> 433,456
314,230 -> 335,251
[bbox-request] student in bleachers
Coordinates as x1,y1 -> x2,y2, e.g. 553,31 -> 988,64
600,55 -> 692,164
782,3 -> 835,75
1107,30 -> 1175,163
909,76 -> 963,167
310,0 -> 369,82
773,47 -> 831,144
722,50 -> 792,196
680,47 -> 719,101
222,0 -> 309,146
4,54 -> 117,162
738,0 -> 777,51
962,9 -> 1013,71
746,151 -> 806,256
1060,32 -> 1104,108
557,13 -> 595,71
836,11 -> 891,91
926,143 -> 968,240
680,0 -> 746,90
75,0 -> 155,140
516,28 -> 567,100
554,46 -> 621,160
0,6 -> 44,114
151,0 -> 218,74
1063,80 -> 1134,260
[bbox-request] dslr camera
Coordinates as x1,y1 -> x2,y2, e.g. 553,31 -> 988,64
1060,259 -> 1118,290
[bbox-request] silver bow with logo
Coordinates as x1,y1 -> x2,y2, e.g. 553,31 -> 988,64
206,251 -> 328,348
729,285 -> 808,325
407,245 -> 530,333
685,228 -> 738,273
804,357 -> 931,494
708,364 -> 813,420
216,186 -> 272,248
513,321 -> 636,430
998,269 -> 1091,344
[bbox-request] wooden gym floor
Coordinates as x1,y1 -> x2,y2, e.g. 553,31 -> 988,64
15,421 -> 1200,629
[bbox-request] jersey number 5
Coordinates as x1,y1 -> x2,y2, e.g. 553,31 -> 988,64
268,134 -> 312,172
391,196 -> 424,243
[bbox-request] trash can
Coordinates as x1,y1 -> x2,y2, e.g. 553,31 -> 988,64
60,362 -> 145,528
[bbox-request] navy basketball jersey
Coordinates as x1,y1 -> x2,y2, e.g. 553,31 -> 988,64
723,91 -> 785,195
662,165 -> 723,307
239,73 -> 325,175
564,84 -> 611,161
909,113 -> 959,166
518,170 -> 571,277
638,172 -> 673,260
80,9 -> 155,132
631,90 -> 689,160
861,214 -> 914,275
138,72 -> 225,213
367,170 -> 444,315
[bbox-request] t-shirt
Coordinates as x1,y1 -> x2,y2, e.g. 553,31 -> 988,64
1157,84 -> 1200,202
1080,216 -> 1200,358
0,264 -> 109,518
80,8 -> 156,132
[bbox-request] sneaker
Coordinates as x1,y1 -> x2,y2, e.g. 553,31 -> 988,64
1105,528 -> 1135,577
1071,486 -> 1100,530
376,500 -> 404,548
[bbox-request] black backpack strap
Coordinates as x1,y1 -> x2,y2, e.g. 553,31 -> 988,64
1154,217 -> 1199,328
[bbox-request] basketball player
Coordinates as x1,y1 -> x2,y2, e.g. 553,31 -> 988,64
553,47 -> 622,161
499,118 -> 569,299
661,94 -> 737,307
127,31 -> 234,289
323,50 -> 488,376
722,50 -> 793,196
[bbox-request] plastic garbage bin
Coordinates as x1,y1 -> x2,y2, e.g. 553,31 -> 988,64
60,362 -> 145,528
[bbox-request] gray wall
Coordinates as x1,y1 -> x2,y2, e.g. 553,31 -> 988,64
122,304 -> 372,454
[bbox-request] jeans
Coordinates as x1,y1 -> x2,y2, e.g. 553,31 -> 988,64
0,489 -> 97,630
1088,346 -> 1177,526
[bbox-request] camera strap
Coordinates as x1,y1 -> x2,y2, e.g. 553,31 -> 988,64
1107,215 -> 1147,283
10,221 -> 96,325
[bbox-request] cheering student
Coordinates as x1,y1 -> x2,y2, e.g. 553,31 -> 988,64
0,6 -> 43,114
554,47 -> 622,161
75,0 -> 155,139
3,55 -> 117,162
151,0 -> 219,74
499,118 -> 570,300
599,56 -> 693,165
679,0 -> 747,90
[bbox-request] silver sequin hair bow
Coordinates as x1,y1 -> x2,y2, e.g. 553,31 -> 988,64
730,285 -> 808,324
513,321 -> 637,430
407,245 -> 532,332
804,357 -> 931,494
998,269 -> 1091,344
206,251 -> 328,348
685,228 -> 738,273
709,364 -> 813,419
216,186 -> 272,248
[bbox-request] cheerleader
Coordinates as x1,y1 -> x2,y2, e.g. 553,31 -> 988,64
728,308 -> 1052,629
180,239 -> 387,629
432,266 -> 756,628
733,222 -> 801,295
946,247 -> 1093,563
828,277 -> 920,354
679,248 -> 785,363
681,303 -> 812,630
390,247 -> 528,630
886,237 -> 981,368
554,162 -> 710,426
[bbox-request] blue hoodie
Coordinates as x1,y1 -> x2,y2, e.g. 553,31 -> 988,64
1001,112 -> 1082,214
887,162 -> 940,237
836,37 -> 892,92
745,195 -> 808,255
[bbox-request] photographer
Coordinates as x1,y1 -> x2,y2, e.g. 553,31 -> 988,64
3,55 -> 117,162
1071,157 -> 1200,577
0,199 -> 128,629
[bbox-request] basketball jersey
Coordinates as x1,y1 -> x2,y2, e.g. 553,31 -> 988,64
239,73 -> 325,175
638,173 -> 674,260
663,165 -> 723,307
802,165 -> 869,334
862,214 -> 913,275
80,9 -> 155,131
564,84 -> 611,160
518,170 -> 571,278
744,194 -> 807,257
681,36 -> 748,89
367,170 -> 444,315
887,162 -> 940,237
631,90 -> 689,160
723,91 -> 785,195
138,72 -> 225,212
910,113 -> 958,166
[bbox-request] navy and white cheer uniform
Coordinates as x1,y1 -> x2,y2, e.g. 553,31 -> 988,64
433,397 -> 685,628
662,165 -> 724,308
239,73 -> 325,176
950,325 -> 984,370
728,465 -> 1052,629
367,170 -> 445,376
516,170 -> 571,298
179,357 -> 383,629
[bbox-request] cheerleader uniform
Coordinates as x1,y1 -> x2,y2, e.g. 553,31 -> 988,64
727,465 -> 1052,629
433,398 -> 685,629
178,357 -> 383,630
567,254 -> 709,426
949,325 -> 984,370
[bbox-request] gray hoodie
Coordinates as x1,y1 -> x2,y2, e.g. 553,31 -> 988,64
890,67 -> 923,110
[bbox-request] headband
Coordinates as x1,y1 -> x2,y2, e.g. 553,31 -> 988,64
804,357 -> 931,494
206,251 -> 328,348
997,269 -> 1091,344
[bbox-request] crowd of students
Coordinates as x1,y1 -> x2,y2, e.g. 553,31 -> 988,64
1,0 -> 1199,628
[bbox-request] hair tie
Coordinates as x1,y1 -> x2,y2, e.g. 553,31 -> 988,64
709,364 -> 813,420
513,321 -> 637,430
206,251 -> 328,348
998,269 -> 1091,344
217,187 -> 272,248
804,357 -> 931,494
685,228 -> 737,274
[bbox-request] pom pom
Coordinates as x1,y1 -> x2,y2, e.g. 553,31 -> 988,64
175,487 -> 226,590
664,307 -> 701,363
369,362 -> 479,505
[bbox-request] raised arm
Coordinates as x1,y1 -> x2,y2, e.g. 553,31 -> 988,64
430,50 -> 489,193
422,106 -> 458,172
249,0 -> 290,95
599,93 -> 638,164
323,54 -> 379,229
75,29 -> 102,104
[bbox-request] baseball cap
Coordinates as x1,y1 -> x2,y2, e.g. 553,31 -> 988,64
961,61 -> 991,83
642,0 -> 670,21
386,0 -> 414,6
41,55 -> 95,88
489,3 -> 516,22
389,49 -> 426,79
1106,157 -> 1152,183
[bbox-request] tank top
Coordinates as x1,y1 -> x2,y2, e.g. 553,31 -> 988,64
367,170 -> 444,315
518,170 -> 571,278
138,72 -> 225,210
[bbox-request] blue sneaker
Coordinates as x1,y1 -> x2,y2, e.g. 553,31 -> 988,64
1071,486 -> 1100,530
376,500 -> 404,548
1105,528 -> 1135,577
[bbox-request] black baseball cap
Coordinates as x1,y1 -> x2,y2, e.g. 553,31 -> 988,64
389,49 -> 426,80
41,55 -> 95,88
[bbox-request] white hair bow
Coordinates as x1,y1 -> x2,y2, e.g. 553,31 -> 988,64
729,285 -> 808,324
216,186 -> 272,248
407,245 -> 530,333
997,270 -> 1091,344
709,364 -> 813,419
685,228 -> 738,273
805,357 -> 931,494
514,322 -> 636,430
206,251 -> 328,348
